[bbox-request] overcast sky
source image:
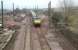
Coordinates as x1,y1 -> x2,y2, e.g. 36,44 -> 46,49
0,0 -> 78,9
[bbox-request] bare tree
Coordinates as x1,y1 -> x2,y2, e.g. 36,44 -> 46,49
58,0 -> 74,25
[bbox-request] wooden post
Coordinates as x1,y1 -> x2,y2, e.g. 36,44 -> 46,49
48,1 -> 51,28
13,3 -> 14,16
1,1 -> 4,31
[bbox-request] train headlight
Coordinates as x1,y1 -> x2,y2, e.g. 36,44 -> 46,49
35,20 -> 41,23
0,24 -> 2,27
34,19 -> 41,24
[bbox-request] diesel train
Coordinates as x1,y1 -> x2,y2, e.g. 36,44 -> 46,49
30,10 -> 42,27
32,17 -> 42,27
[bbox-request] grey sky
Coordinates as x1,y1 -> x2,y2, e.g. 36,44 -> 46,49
0,0 -> 78,9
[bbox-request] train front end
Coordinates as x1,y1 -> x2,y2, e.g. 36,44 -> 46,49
32,17 -> 42,27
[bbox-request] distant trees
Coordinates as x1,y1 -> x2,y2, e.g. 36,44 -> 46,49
52,0 -> 74,26
59,0 -> 74,24
52,12 -> 63,23
51,0 -> 78,30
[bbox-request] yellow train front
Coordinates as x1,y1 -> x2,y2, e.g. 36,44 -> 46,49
32,17 -> 42,27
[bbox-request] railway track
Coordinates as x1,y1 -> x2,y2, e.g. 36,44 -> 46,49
31,27 -> 42,50
37,27 -> 51,50
23,16 -> 31,50
23,22 -> 27,50
2,15 -> 77,50
30,15 -> 51,50
3,15 -> 51,50
30,26 -> 51,50
3,16 -> 31,50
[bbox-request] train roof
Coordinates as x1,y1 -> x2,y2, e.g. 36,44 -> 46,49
32,16 -> 40,19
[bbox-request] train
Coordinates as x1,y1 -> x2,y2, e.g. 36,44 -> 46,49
32,17 -> 42,27
30,10 -> 42,27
